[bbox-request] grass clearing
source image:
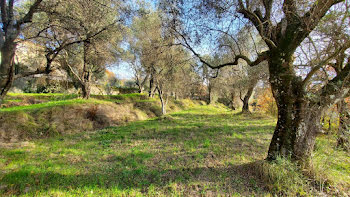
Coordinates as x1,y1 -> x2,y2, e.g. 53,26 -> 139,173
0,105 -> 349,196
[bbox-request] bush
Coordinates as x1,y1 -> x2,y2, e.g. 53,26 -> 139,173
256,88 -> 278,117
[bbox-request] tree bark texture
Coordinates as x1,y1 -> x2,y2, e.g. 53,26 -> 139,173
267,54 -> 323,165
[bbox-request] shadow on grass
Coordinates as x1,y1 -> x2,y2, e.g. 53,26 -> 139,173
0,107 -> 275,196
1,159 -> 268,196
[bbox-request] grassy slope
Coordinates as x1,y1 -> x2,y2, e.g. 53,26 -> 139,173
0,99 -> 108,112
0,93 -> 204,142
1,93 -> 156,112
0,105 -> 349,196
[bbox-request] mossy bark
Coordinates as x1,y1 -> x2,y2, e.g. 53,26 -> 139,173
337,100 -> 350,151
266,53 -> 322,166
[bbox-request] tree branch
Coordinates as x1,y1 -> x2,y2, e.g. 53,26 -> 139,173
17,0 -> 43,27
1,0 -> 8,31
293,0 -> 344,48
237,0 -> 276,48
175,29 -> 268,70
302,42 -> 350,89
14,67 -> 54,80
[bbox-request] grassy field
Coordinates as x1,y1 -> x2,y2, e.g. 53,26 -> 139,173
0,105 -> 349,196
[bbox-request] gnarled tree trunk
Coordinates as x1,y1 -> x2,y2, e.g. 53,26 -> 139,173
266,55 -> 323,165
241,82 -> 256,113
337,100 -> 350,151
81,81 -> 91,99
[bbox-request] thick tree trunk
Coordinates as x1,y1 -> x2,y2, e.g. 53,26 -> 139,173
81,70 -> 91,99
208,82 -> 217,104
267,55 -> 322,166
0,43 -> 16,104
241,84 -> 255,113
337,100 -> 350,151
81,82 -> 91,99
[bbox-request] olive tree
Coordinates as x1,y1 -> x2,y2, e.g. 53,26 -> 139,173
165,0 -> 349,165
49,0 -> 124,98
0,0 -> 44,103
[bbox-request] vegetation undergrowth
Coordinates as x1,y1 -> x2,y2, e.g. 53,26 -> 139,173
0,93 -> 204,142
0,105 -> 348,196
0,98 -> 108,112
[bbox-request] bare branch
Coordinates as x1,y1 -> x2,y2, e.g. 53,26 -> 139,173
175,29 -> 268,70
302,41 -> 350,89
237,0 -> 276,48
14,67 -> 55,80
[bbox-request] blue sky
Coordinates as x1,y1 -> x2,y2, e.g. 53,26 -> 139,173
110,62 -> 134,79
110,0 -> 158,80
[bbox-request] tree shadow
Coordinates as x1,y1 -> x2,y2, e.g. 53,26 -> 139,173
0,109 -> 275,196
1,158 -> 269,196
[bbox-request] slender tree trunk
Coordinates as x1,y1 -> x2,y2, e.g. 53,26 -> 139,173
208,84 -> 211,104
81,41 -> 91,99
266,55 -> 322,166
337,100 -> 350,151
149,76 -> 156,98
0,42 -> 16,104
157,87 -> 167,115
230,92 -> 236,110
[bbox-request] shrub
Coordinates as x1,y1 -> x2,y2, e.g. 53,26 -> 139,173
256,88 -> 277,117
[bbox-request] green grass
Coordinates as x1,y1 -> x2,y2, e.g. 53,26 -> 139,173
0,99 -> 109,112
92,93 -> 151,103
5,93 -> 146,102
313,135 -> 350,191
7,93 -> 79,101
3,99 -> 22,103
0,105 -> 349,196
4,93 -> 151,106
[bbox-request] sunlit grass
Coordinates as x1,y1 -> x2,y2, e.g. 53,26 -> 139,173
0,105 -> 348,196
0,99 -> 109,112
